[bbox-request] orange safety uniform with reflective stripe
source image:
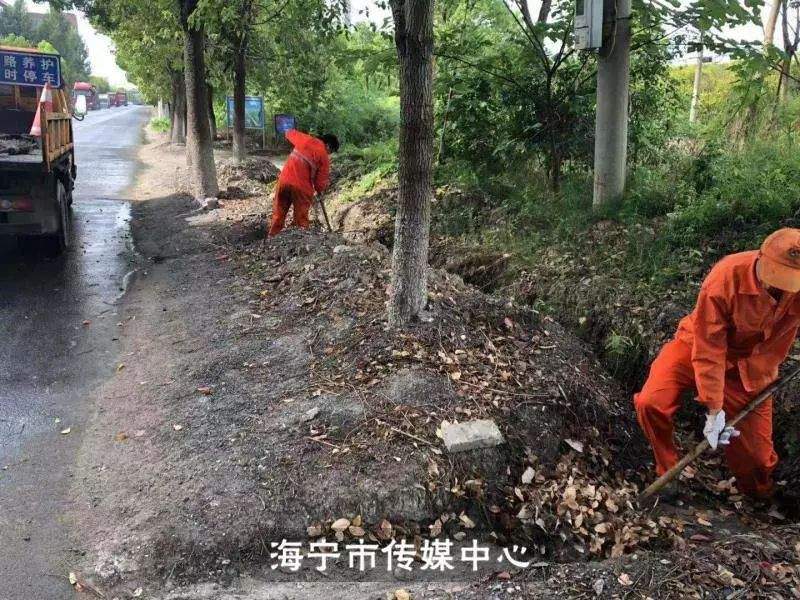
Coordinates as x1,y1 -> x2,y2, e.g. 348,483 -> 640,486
269,130 -> 331,236
634,251 -> 800,498
279,129 -> 330,197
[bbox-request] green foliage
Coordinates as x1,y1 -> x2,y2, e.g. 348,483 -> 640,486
89,75 -> 111,93
665,137 -> 800,249
0,33 -> 32,48
0,0 -> 35,41
150,116 -> 171,132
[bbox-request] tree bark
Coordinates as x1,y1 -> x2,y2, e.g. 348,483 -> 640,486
180,1 -> 218,199
232,44 -> 248,164
537,0 -> 552,23
170,70 -> 186,145
592,0 -> 631,208
207,81 -> 218,141
689,34 -> 703,123
764,0 -> 781,47
388,0 -> 435,327
779,0 -> 796,104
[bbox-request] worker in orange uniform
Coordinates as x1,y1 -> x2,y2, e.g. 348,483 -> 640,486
634,228 -> 800,499
268,129 -> 339,236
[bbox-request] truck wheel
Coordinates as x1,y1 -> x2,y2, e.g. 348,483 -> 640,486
45,181 -> 71,254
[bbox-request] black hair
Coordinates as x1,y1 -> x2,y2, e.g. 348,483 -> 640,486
320,134 -> 340,153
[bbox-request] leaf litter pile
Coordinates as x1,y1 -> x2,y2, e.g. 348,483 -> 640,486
207,218 -> 799,595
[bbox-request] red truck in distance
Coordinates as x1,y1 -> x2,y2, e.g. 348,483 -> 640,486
72,81 -> 98,110
108,90 -> 128,108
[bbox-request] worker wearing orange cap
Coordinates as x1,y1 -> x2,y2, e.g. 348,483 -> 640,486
634,228 -> 800,499
268,129 -> 339,237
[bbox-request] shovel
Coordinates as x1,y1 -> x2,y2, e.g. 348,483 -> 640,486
316,193 -> 333,232
639,363 -> 800,501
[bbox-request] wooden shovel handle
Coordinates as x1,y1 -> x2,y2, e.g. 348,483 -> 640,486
639,363 -> 800,501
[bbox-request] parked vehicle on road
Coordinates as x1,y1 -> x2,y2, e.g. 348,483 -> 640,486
72,81 -> 98,111
0,47 -> 76,253
108,90 -> 126,107
98,93 -> 110,109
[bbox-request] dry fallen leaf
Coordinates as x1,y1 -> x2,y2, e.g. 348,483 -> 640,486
349,525 -> 366,537
564,439 -> 584,453
521,467 -> 535,484
459,514 -> 476,529
197,386 -> 214,395
307,523 -> 323,537
68,572 -> 77,585
331,518 -> 350,532
376,519 -> 393,541
60,428 -> 71,435
115,431 -> 129,442
429,518 -> 442,537
393,590 -> 410,600
618,573 -> 633,586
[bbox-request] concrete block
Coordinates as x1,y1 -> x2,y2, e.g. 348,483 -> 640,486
442,419 -> 504,453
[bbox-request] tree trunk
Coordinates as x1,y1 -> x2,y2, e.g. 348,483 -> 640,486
170,70 -> 186,145
689,35 -> 703,123
592,0 -> 631,207
388,0 -> 435,327
180,5 -> 218,199
207,82 -> 218,140
537,0 -> 552,23
232,44 -> 247,165
765,0 -> 781,47
779,0 -> 795,104
548,139 -> 561,192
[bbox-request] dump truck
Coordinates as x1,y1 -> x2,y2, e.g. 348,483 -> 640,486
72,81 -> 98,110
0,46 -> 76,252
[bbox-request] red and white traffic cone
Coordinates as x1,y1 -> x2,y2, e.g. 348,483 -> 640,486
29,83 -> 54,137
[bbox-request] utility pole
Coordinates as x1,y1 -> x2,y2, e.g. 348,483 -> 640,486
689,32 -> 704,124
592,0 -> 632,208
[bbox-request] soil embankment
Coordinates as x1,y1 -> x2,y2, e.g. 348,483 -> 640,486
68,134 -> 800,598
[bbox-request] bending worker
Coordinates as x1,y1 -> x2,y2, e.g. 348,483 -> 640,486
634,228 -> 800,499
269,129 -> 339,236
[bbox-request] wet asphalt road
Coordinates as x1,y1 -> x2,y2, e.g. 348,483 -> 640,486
0,105 -> 150,599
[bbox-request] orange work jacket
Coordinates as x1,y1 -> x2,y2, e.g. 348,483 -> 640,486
676,250 -> 800,410
278,129 -> 331,197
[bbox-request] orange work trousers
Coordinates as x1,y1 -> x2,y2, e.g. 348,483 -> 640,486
268,182 -> 313,236
634,339 -> 777,499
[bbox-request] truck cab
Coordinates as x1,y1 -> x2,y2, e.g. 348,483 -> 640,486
0,46 -> 76,253
72,81 -> 98,111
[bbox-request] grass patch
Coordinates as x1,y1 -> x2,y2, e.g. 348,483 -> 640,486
150,117 -> 170,133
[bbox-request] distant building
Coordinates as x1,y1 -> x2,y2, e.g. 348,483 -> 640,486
28,11 -> 78,30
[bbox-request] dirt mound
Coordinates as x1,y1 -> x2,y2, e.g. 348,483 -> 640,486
0,133 -> 37,155
217,157 -> 280,199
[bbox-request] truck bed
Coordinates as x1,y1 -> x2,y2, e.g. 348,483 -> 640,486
0,148 -> 43,170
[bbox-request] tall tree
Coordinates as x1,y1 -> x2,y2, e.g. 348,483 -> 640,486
179,0 -> 218,198
388,0 -> 435,326
0,0 -> 35,41
198,0 -> 258,164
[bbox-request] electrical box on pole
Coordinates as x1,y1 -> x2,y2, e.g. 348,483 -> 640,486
574,0 -> 604,50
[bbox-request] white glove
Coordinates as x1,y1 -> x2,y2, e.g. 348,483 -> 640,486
703,410 -> 740,450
